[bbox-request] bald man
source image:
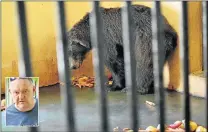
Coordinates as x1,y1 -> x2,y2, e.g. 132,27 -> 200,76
5,77 -> 39,126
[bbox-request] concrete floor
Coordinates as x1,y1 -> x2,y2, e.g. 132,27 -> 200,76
1,84 -> 206,132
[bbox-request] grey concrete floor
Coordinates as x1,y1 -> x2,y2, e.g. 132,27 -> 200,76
1,84 -> 206,132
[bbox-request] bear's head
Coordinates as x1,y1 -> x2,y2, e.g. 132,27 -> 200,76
67,39 -> 91,70
66,13 -> 92,70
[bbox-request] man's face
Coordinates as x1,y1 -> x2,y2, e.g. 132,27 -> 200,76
9,79 -> 35,111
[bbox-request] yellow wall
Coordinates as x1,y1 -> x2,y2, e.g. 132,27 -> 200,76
1,2 -> 203,94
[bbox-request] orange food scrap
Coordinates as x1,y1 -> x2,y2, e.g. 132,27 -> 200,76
75,83 -> 82,89
71,75 -> 95,89
71,77 -> 75,81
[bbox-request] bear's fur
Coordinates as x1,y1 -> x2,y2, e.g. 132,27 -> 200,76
67,5 -> 177,94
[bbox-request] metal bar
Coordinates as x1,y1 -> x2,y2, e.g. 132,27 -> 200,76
16,1 -> 32,77
89,1 -> 109,132
180,2 -> 190,132
55,2 -> 76,132
121,2 -> 138,131
16,2 -> 38,132
151,2 -> 166,132
202,1 -> 208,130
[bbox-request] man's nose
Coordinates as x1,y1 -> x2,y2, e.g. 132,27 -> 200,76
19,93 -> 25,100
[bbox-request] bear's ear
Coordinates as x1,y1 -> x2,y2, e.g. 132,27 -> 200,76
73,39 -> 91,49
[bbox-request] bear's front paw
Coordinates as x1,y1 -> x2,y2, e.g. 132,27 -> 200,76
121,87 -> 129,93
106,84 -> 117,92
106,83 -> 124,92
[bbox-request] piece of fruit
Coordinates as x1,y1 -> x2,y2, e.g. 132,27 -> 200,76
190,121 -> 198,131
174,120 -> 182,124
113,126 -> 119,132
123,128 -> 131,132
174,121 -> 184,129
108,74 -> 112,80
108,81 -> 113,85
168,121 -> 182,129
181,120 -> 198,131
196,126 -> 207,132
146,126 -> 158,132
145,101 -> 155,106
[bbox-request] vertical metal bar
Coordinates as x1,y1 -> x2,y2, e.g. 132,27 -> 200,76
16,2 -> 38,132
180,2 -> 190,132
89,1 -> 109,132
121,2 -> 138,131
202,1 -> 208,130
16,1 -> 32,77
151,2 -> 165,132
55,2 -> 76,132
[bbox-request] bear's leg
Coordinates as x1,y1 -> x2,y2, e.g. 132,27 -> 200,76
120,63 -> 154,94
105,44 -> 126,91
106,59 -> 126,91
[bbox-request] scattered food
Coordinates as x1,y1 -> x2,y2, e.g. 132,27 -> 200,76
146,126 -> 158,132
168,121 -> 182,129
113,119 -> 207,132
67,74 -> 113,89
181,120 -> 198,131
145,100 -> 155,106
123,128 -> 131,132
113,126 -> 119,132
71,76 -> 95,89
108,81 -> 113,85
196,126 -> 207,132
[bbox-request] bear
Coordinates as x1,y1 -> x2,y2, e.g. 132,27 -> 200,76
67,4 -> 177,94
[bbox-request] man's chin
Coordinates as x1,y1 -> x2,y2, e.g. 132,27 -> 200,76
16,104 -> 29,112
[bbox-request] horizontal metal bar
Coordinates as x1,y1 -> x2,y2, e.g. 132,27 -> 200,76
151,1 -> 166,132
121,1 -> 138,131
89,1 -> 109,132
16,2 -> 38,132
180,2 -> 190,132
202,1 -> 208,130
55,2 -> 76,132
